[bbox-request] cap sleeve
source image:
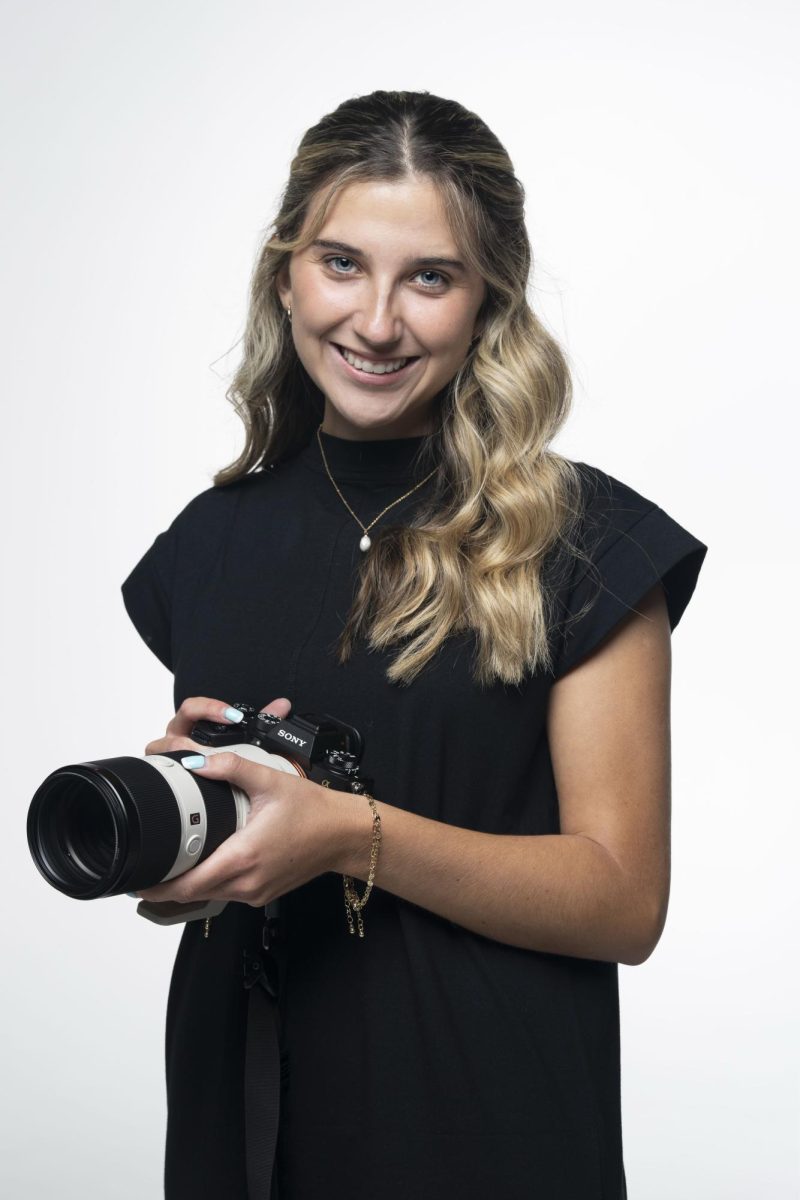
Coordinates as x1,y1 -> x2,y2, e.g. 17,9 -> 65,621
552,463 -> 708,680
121,522 -> 177,672
120,479 -> 254,673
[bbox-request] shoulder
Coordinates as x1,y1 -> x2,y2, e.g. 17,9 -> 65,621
173,468 -> 274,528
147,468 -> 276,559
550,460 -> 709,679
572,460 -> 660,546
120,469 -> 274,672
573,458 -> 666,571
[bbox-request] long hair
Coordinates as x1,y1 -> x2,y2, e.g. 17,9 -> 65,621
215,90 -> 593,687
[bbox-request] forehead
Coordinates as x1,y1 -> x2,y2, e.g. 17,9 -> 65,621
305,176 -> 459,253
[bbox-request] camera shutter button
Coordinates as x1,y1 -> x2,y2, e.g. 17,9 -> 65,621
186,835 -> 203,855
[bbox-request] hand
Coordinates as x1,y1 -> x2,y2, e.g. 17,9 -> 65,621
142,694 -> 293,756
136,714 -> 353,909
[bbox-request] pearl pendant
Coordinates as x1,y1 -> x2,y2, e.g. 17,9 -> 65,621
359,534 -> 372,552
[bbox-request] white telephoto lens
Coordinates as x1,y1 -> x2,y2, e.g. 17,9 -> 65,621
142,744 -> 304,883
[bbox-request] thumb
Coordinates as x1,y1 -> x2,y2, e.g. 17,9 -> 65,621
259,696 -> 292,719
179,748 -> 286,799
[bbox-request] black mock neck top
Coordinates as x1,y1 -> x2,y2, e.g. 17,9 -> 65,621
121,429 -> 707,1199
302,427 -> 434,480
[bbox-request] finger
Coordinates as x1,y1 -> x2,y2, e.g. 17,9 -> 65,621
143,734 -> 209,757
137,828 -> 255,905
179,749 -> 295,799
259,697 -> 292,719
165,697 -> 249,739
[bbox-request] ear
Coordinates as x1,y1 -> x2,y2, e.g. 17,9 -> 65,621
276,260 -> 292,311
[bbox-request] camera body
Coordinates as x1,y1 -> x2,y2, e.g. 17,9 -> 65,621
27,702 -> 373,926
189,702 -> 370,786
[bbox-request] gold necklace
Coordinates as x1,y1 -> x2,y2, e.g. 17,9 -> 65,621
315,423 -> 437,551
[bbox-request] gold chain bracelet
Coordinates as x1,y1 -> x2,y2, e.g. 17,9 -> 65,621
342,793 -> 382,938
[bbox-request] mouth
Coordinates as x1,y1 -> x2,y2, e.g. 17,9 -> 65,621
331,341 -> 422,383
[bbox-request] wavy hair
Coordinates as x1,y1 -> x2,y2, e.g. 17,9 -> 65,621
214,90 -> 593,687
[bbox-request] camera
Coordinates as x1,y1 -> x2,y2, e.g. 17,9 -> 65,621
27,703 -> 373,925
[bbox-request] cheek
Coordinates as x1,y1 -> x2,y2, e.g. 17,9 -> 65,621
423,311 -> 474,359
412,291 -> 478,342
295,276 -> 352,327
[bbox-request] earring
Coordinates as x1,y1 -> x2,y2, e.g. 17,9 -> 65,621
286,306 -> 292,321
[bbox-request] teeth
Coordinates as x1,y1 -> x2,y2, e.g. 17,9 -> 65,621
340,346 -> 409,374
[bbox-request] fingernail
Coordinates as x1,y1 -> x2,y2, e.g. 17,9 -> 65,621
126,892 -> 140,899
181,754 -> 206,769
224,707 -> 244,723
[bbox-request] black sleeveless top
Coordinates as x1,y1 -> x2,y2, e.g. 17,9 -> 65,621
121,431 -> 708,1199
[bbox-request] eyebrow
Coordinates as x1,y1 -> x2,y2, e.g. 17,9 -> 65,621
310,238 -> 467,273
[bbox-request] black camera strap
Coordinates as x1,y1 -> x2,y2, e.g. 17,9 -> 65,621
242,906 -> 287,1200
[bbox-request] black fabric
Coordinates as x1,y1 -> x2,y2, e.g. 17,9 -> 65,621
550,462 -> 708,679
121,432 -> 708,1199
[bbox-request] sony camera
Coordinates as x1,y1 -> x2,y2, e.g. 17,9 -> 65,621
27,702 -> 373,926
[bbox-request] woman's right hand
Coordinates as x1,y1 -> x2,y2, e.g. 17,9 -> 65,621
143,695 -> 293,756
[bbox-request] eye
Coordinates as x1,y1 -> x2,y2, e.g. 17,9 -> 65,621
323,255 -> 358,274
414,269 -> 449,290
321,256 -> 450,290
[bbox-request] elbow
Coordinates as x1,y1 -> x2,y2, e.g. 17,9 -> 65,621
622,937 -> 659,968
621,895 -> 669,967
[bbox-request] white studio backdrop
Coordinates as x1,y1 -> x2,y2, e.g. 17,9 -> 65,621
2,1 -> 797,1196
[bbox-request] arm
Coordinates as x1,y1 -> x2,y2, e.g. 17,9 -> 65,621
333,582 -> 672,967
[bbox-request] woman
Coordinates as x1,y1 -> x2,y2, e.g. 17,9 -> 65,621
122,90 -> 708,1199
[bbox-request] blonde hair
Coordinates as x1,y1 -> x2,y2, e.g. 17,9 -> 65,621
215,90 -> 591,687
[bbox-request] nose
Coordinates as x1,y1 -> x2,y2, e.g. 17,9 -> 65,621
350,284 -> 403,349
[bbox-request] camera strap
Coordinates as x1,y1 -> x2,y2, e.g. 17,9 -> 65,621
243,908 -> 287,1200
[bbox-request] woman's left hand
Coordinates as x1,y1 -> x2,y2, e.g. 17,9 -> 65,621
136,752 -> 351,907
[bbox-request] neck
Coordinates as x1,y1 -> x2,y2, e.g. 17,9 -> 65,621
295,423 -> 437,487
320,399 -> 438,442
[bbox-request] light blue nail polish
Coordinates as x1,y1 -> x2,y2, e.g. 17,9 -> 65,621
126,892 -> 139,899
224,707 -> 244,723
181,754 -> 206,769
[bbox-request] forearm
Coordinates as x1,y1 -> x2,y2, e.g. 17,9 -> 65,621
331,797 -> 652,966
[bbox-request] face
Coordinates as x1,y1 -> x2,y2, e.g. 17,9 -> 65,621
277,175 -> 487,440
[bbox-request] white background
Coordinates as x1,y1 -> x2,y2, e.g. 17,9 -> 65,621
2,1 -> 797,1196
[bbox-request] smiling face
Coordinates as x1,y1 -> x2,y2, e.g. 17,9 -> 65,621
277,175 -> 487,440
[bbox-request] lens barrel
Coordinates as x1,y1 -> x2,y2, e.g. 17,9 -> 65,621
27,752 -> 238,899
